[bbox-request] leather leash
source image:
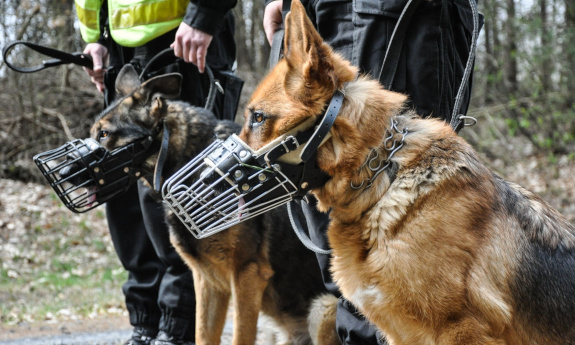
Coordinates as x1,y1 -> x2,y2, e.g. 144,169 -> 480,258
2,41 -> 93,73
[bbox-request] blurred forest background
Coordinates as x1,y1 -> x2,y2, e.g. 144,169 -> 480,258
0,0 -> 574,181
1,0 -> 575,333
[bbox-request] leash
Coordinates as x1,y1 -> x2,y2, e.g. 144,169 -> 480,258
378,0 -> 482,132
139,48 -> 224,191
287,200 -> 332,255
2,41 -> 93,73
153,122 -> 170,192
138,47 -> 224,114
449,0 -> 481,131
378,0 -> 423,90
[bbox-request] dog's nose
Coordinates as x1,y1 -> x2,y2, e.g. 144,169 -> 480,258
59,155 -> 91,186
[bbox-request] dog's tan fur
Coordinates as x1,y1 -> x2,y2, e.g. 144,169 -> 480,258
89,65 -> 338,345
239,1 -> 575,344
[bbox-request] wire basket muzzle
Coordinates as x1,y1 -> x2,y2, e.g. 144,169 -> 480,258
162,135 -> 300,239
33,138 -> 144,213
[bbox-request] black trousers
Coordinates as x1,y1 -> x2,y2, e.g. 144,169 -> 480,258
106,181 -> 195,340
102,15 -> 236,340
295,0 -> 482,344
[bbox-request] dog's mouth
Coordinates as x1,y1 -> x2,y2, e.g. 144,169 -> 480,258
34,137 -> 155,213
85,186 -> 98,207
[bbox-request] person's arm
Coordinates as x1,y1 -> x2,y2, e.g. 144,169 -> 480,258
263,0 -> 283,46
172,0 -> 236,73
82,0 -> 110,92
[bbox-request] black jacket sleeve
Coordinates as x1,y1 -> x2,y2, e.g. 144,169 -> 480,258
183,0 -> 237,36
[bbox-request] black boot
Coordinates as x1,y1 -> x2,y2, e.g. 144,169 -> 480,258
124,326 -> 159,345
151,331 -> 195,345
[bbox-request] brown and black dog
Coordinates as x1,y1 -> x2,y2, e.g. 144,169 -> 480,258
238,1 -> 575,344
89,64 -> 339,345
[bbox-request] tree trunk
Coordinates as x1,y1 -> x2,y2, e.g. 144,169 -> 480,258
503,0 -> 518,96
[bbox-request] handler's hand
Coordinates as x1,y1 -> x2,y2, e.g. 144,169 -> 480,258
83,43 -> 108,93
171,22 -> 213,73
264,0 -> 283,46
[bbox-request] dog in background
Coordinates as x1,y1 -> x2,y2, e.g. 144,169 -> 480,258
88,64 -> 339,345
238,1 -> 575,344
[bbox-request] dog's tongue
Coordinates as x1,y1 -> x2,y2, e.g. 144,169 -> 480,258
238,197 -> 246,219
86,187 -> 98,207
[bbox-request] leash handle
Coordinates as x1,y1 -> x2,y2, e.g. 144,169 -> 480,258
2,41 -> 93,73
138,47 -> 222,113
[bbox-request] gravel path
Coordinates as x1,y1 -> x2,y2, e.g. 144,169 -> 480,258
0,318 -> 255,345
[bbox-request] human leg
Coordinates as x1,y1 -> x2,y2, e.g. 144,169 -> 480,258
106,183 -> 164,343
137,180 -> 196,343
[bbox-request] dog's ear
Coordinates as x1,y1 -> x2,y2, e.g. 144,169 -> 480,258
283,0 -> 355,103
115,64 -> 141,96
137,73 -> 182,104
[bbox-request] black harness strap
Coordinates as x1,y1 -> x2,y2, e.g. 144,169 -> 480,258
300,89 -> 344,162
255,89 -> 344,167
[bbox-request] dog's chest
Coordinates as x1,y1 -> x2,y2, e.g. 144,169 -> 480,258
329,176 -> 446,343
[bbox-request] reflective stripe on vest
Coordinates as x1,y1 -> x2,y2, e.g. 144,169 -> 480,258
108,0 -> 188,47
75,0 -> 187,47
76,0 -> 102,43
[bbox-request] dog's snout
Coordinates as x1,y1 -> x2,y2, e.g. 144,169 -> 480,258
59,154 -> 91,186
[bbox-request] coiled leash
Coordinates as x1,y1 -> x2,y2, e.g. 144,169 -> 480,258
270,0 -> 482,254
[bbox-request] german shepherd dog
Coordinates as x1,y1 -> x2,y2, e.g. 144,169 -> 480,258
238,1 -> 575,344
86,64 -> 339,345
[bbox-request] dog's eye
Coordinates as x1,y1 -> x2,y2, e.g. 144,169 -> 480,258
251,111 -> 266,127
99,130 -> 109,141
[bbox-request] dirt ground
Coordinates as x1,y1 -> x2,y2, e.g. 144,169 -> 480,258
0,314 -> 131,342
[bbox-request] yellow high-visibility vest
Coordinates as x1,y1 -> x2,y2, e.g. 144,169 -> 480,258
75,0 -> 188,47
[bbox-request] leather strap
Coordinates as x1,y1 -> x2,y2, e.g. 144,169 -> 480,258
137,47 -> 222,113
378,0 -> 424,90
449,0 -> 481,131
268,0 -> 292,69
153,122 -> 170,192
300,89 -> 344,162
288,200 -> 332,254
256,89 -> 344,166
269,28 -> 285,69
2,41 -> 93,73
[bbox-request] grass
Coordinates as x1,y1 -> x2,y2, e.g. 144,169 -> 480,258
0,182 -> 127,325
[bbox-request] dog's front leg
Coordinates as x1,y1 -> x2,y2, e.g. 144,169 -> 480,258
231,261 -> 273,345
192,268 -> 231,345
